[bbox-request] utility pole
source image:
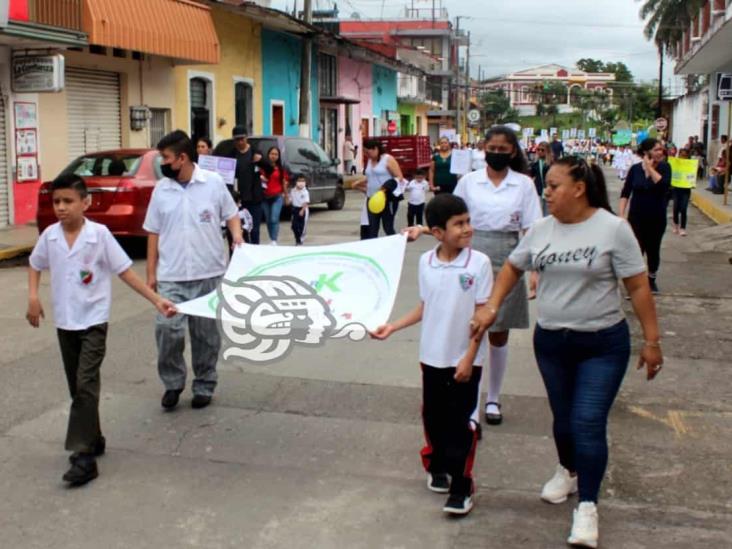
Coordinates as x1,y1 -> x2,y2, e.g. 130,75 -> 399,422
465,30 -> 471,142
656,43 -> 664,119
298,0 -> 312,138
455,16 -> 461,142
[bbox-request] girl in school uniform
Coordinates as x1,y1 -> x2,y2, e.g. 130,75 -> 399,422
406,126 -> 542,427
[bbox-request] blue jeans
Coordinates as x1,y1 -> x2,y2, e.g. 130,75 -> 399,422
242,201 -> 263,245
534,320 -> 630,503
262,195 -> 284,242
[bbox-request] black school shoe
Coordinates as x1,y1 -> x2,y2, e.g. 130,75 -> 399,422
191,394 -> 212,409
484,402 -> 503,425
161,389 -> 183,410
427,473 -> 450,493
69,436 -> 106,464
443,494 -> 474,515
62,455 -> 98,486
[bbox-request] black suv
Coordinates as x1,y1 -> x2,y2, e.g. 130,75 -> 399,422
214,135 -> 345,210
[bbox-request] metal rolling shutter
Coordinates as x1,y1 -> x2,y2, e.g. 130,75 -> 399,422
66,67 -> 121,161
0,95 -> 9,228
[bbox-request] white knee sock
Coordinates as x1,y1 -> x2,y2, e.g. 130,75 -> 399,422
486,344 -> 509,407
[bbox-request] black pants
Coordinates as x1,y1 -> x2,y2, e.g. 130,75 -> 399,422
57,323 -> 108,454
629,215 -> 666,275
365,201 -> 398,239
672,188 -> 691,229
407,203 -> 425,226
291,206 -> 307,244
242,201 -> 263,244
420,364 -> 482,496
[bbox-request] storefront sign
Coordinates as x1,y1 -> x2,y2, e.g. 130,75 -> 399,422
12,54 -> 65,93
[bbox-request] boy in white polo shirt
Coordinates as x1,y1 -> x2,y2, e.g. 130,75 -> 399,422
144,131 -> 242,411
27,173 -> 177,486
370,193 -> 492,516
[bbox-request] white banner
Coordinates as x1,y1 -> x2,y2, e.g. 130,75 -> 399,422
176,235 -> 408,362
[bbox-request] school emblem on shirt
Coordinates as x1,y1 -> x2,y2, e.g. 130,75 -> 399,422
80,270 -> 94,285
459,273 -> 474,291
199,209 -> 213,223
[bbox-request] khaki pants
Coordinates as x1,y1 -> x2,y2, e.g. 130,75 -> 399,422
57,323 -> 108,453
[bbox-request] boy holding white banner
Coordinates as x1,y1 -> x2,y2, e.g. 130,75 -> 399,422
370,194 -> 492,517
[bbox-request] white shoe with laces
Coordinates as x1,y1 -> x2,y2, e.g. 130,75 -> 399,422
541,464 -> 577,504
567,502 -> 599,548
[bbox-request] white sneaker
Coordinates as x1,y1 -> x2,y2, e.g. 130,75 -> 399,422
270,241 -> 278,246
567,502 -> 598,548
541,464 -> 577,504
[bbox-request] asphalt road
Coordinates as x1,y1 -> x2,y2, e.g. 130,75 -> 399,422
1,173 -> 730,548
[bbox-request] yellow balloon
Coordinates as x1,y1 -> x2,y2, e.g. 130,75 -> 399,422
368,190 -> 386,214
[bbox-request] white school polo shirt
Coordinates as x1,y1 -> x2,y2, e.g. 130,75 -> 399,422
454,168 -> 542,232
418,246 -> 493,368
143,165 -> 238,282
29,219 -> 133,331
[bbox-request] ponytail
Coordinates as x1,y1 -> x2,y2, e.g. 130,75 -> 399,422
553,157 -> 612,213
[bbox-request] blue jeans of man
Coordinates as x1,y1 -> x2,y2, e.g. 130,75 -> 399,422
156,277 -> 221,397
533,320 -> 630,503
262,195 -> 284,243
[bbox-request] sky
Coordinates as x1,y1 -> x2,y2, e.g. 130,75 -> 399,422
270,0 -> 680,88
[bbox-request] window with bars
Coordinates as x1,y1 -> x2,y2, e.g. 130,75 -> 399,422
318,53 -> 337,97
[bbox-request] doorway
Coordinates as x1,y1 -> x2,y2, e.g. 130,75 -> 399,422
271,103 -> 284,135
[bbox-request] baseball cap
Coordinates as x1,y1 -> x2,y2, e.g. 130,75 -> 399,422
232,125 -> 247,139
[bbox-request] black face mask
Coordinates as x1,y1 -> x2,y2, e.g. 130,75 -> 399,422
161,162 -> 181,181
485,152 -> 513,171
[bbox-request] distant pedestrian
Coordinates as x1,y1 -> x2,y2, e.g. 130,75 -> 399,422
551,134 -> 564,159
530,141 -> 554,215
352,139 -> 406,239
471,139 -> 487,171
405,168 -> 430,226
196,137 -> 212,160
471,155 -> 663,549
231,126 -> 263,244
619,138 -> 672,294
259,146 -> 289,245
27,173 -> 176,486
144,130 -> 243,411
430,137 -> 458,194
290,175 -> 310,245
343,135 -> 356,175
371,193 -> 493,517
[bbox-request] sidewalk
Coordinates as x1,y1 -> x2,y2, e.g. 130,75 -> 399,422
0,223 -> 38,261
691,184 -> 732,225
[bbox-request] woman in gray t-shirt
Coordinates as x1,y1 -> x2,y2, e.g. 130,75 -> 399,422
470,157 -> 663,549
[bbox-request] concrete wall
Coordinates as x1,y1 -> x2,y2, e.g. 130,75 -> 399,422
337,56 -> 372,172
372,65 -> 397,135
261,29 -> 318,140
172,8 -> 263,145
671,90 -> 706,148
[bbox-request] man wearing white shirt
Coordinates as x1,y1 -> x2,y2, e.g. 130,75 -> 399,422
144,131 -> 243,410
471,140 -> 486,171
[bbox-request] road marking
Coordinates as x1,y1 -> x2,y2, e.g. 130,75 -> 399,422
628,405 -> 689,438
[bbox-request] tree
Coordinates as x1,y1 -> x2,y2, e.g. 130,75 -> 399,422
532,81 -> 568,125
576,58 -> 605,73
479,89 -> 515,125
603,62 -> 634,83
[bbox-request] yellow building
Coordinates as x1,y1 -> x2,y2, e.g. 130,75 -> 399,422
172,4 -> 263,146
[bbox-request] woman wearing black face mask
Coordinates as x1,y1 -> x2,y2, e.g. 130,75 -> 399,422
405,126 -> 541,429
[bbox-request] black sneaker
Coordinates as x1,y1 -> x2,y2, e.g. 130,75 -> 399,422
69,435 -> 106,464
161,389 -> 183,410
62,455 -> 98,486
443,494 -> 474,515
191,394 -> 212,409
648,277 -> 660,295
427,473 -> 450,493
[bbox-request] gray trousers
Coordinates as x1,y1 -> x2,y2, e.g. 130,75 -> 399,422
156,277 -> 221,396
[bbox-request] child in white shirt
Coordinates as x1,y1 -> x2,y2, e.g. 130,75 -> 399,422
27,174 -> 176,486
405,168 -> 430,226
370,193 -> 492,517
289,175 -> 310,245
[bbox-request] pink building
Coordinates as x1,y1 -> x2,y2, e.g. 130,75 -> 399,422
334,56 -> 372,174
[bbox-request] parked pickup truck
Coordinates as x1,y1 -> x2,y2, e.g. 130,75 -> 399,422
362,136 -> 432,178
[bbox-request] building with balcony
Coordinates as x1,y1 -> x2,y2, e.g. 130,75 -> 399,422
481,64 -> 615,116
673,0 -> 732,162
334,5 -> 465,143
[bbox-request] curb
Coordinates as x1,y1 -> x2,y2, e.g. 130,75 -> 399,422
0,244 -> 33,261
691,190 -> 732,225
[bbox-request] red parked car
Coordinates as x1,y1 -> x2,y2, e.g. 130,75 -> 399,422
37,149 -> 162,237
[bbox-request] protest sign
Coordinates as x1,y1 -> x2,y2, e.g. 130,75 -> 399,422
198,155 -> 237,186
667,157 -> 698,189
